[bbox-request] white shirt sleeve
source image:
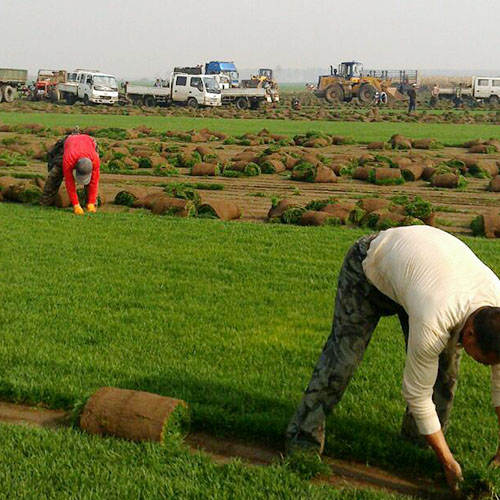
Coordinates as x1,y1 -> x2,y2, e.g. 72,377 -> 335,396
491,364 -> 500,407
402,319 -> 447,435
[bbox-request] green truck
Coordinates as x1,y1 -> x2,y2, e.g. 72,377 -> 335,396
0,68 -> 28,103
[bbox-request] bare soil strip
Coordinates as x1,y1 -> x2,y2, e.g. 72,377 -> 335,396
0,401 -> 450,499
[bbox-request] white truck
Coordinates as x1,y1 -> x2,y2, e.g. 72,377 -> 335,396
58,70 -> 119,105
124,73 -> 221,108
439,76 -> 500,106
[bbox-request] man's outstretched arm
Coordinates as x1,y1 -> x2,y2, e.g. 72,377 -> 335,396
425,430 -> 463,492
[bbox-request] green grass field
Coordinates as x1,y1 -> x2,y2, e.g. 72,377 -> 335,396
1,111 -> 500,145
2,204 -> 500,498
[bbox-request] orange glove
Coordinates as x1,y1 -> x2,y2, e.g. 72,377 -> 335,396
87,203 -> 97,213
73,204 -> 84,215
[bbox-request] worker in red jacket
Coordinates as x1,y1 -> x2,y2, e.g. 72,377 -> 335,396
40,134 -> 100,215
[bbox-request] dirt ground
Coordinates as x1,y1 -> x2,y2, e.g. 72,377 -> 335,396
0,400 -> 449,499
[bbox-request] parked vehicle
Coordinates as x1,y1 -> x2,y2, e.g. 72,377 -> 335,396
58,70 -> 119,105
316,61 -> 418,104
124,73 -> 221,108
205,61 -> 239,87
30,69 -> 66,102
0,68 -> 28,103
439,76 -> 500,106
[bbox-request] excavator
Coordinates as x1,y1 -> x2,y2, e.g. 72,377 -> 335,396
316,61 -> 417,105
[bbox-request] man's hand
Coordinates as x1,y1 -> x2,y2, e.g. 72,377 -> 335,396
444,458 -> 463,493
87,203 -> 96,213
73,204 -> 84,215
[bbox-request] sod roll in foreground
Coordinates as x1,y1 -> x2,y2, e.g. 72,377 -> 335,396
79,387 -> 190,443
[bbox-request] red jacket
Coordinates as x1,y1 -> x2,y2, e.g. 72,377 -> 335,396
62,134 -> 100,206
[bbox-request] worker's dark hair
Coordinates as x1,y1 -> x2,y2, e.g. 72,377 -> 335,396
473,307 -> 500,358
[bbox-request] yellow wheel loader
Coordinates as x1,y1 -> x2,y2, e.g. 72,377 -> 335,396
316,61 -> 417,105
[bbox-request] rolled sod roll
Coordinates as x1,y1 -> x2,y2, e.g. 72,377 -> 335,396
367,141 -> 387,150
0,181 -> 42,204
320,204 -> 350,223
485,139 -> 500,151
471,215 -> 500,238
488,176 -> 500,192
411,138 -> 440,150
198,200 -> 241,220
373,167 -> 402,182
150,196 -> 196,217
79,387 -> 190,443
468,144 -> 496,154
431,174 -> 459,188
284,155 -> 299,170
133,192 -> 166,210
392,157 -> 413,169
260,159 -> 286,174
352,166 -> 372,181
462,139 -> 484,148
0,176 -> 21,189
233,152 -> 260,163
401,164 -> 424,181
194,145 -> 214,158
299,211 -> 340,226
469,160 -> 499,177
190,162 -> 220,176
114,188 -> 151,207
267,199 -> 300,220
422,166 -> 436,181
314,165 -> 337,183
390,134 -> 412,150
228,160 -> 249,172
358,198 -> 390,213
303,137 -> 329,148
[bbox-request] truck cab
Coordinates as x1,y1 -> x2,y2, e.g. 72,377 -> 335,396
473,76 -> 500,103
59,70 -> 118,105
205,61 -> 239,87
171,73 -> 221,107
76,71 -> 118,104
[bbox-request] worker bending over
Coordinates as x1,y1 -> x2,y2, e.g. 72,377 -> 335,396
40,133 -> 100,215
286,225 -> 500,491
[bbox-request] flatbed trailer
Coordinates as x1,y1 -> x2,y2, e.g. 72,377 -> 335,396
221,87 -> 279,110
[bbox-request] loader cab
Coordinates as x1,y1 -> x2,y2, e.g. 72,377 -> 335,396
337,61 -> 364,79
259,69 -> 273,79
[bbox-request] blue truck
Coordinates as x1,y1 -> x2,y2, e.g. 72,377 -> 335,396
205,61 -> 239,87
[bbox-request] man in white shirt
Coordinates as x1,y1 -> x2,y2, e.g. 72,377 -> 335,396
286,226 -> 500,491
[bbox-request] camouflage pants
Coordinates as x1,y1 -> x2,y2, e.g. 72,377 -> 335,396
286,233 -> 462,453
40,138 -> 66,206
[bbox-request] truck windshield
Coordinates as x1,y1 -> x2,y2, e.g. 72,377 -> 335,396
93,76 -> 117,91
203,77 -> 220,93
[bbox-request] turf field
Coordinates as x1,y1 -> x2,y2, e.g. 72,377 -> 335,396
1,203 -> 500,497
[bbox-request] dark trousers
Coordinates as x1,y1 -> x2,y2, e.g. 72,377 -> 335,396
286,234 -> 461,452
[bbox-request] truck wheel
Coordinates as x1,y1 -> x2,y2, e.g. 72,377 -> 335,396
50,89 -> 60,103
143,96 -> 156,107
489,95 -> 500,106
236,97 -> 249,110
83,94 -> 90,106
3,85 -> 16,103
187,97 -> 198,109
0,86 -> 3,103
358,83 -> 377,104
325,84 -> 344,104
66,93 -> 76,105
250,99 -> 260,110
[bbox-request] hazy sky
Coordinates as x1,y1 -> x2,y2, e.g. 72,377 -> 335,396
2,0 -> 500,79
